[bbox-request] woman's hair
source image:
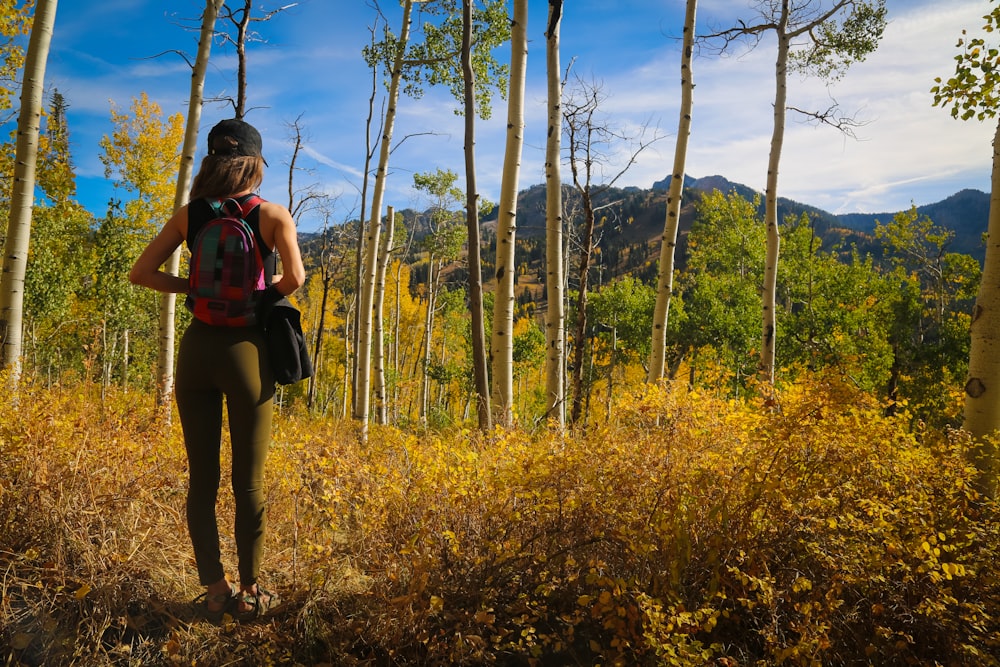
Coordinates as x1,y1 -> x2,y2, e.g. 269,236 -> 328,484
189,153 -> 265,200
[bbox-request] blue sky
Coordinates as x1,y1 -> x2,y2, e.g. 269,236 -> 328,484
40,0 -> 994,232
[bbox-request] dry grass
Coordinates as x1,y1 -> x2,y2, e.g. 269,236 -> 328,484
2,375 -> 1000,666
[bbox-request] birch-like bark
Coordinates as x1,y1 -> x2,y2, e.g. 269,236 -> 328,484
760,0 -> 789,386
373,206 -> 396,425
156,0 -> 224,411
963,116 -> 1000,496
357,209 -> 382,440
490,0 -> 527,427
649,0 -> 696,383
0,0 -> 58,387
352,23 -> 380,410
355,0 -> 414,441
392,257 -> 403,421
419,257 -> 438,425
543,0 -> 565,429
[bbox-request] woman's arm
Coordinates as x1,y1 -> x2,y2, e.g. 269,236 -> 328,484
262,202 -> 306,297
129,207 -> 189,293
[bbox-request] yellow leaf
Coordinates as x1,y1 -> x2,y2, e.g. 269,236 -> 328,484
75,583 -> 92,600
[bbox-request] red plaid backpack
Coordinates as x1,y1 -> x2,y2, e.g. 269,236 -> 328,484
186,195 -> 266,326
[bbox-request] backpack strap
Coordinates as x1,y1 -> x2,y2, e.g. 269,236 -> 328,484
208,194 -> 278,283
211,194 -> 263,221
187,194 -> 275,283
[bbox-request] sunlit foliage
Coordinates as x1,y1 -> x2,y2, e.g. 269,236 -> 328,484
3,375 -> 998,664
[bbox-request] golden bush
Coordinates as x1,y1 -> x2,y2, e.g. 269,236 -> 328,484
2,374 -> 999,665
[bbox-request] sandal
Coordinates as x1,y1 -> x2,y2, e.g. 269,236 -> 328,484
193,584 -> 237,623
235,586 -> 280,621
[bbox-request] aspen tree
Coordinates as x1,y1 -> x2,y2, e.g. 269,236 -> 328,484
402,0 -> 507,430
0,0 -> 57,387
490,0 -> 527,428
544,0 -> 566,429
373,206 -> 397,425
99,96 -> 184,391
933,4 -> 1000,496
357,207 -> 383,440
412,169 -> 465,425
355,0 -> 416,441
363,0 -> 506,429
703,0 -> 886,387
649,0 -> 696,383
155,0 -> 225,412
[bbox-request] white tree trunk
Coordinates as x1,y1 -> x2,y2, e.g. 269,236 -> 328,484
963,116 -> 1000,496
392,258 -> 403,422
373,206 -> 396,426
419,257 -> 438,425
357,209 -> 382,439
490,0 -> 527,428
649,0 -> 696,383
544,0 -> 565,429
355,0 -> 414,441
155,0 -> 224,411
760,0 -> 790,386
0,0 -> 57,388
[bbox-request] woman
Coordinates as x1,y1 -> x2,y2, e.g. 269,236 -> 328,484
129,118 -> 306,620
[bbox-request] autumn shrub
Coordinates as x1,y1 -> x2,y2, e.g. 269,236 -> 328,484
2,373 -> 1000,666
0,379 -> 190,665
277,374 -> 1000,665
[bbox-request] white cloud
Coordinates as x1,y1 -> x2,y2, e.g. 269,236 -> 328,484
543,0 -> 994,214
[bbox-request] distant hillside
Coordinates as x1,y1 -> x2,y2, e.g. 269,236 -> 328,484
835,189 -> 990,259
651,176 -> 990,263
309,177 -> 991,299
488,176 -> 992,295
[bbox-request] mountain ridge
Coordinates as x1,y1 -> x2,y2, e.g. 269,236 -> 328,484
661,175 -> 991,261
304,176 -> 992,297
470,175 -> 991,291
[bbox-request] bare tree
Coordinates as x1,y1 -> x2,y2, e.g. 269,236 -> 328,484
351,17 -> 384,415
562,72 -> 660,425
213,1 -> 298,118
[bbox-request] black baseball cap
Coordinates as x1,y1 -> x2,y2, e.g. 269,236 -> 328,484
207,119 -> 266,164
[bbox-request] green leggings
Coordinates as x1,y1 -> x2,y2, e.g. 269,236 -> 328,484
175,320 -> 275,586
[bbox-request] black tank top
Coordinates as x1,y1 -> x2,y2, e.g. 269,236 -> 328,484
187,194 -> 277,283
